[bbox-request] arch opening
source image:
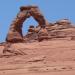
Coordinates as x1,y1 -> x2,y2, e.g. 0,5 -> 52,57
22,16 -> 38,36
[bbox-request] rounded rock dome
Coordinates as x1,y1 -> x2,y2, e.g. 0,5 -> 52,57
56,19 -> 71,25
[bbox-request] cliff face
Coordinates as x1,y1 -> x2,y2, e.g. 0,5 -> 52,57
0,6 -> 75,75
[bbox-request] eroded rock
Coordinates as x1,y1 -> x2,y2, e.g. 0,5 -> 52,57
6,5 -> 48,43
38,28 -> 49,42
5,5 -> 75,43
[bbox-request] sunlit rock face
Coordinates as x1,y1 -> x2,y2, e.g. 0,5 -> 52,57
25,19 -> 75,42
1,5 -> 75,75
6,5 -> 48,43
6,6 -> 75,43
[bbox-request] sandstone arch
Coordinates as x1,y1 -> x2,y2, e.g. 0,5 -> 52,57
6,6 -> 47,43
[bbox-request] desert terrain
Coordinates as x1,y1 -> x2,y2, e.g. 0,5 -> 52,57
0,40 -> 75,75
0,6 -> 75,75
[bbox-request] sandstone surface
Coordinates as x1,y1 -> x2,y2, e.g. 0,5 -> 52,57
0,5 -> 75,75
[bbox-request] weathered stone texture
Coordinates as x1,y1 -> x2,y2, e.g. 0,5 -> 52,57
6,6 -> 48,43
6,6 -> 75,43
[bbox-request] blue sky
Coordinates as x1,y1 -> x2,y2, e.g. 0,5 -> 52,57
0,0 -> 75,42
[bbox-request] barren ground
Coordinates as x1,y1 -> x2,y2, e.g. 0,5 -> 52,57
0,40 -> 75,75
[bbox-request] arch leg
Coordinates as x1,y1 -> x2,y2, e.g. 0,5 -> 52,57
6,10 -> 30,43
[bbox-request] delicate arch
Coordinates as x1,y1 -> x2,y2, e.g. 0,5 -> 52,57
6,6 -> 47,43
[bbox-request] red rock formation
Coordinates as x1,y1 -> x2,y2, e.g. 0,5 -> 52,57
25,19 -> 75,41
6,6 -> 48,43
1,6 -> 75,75
6,6 -> 75,43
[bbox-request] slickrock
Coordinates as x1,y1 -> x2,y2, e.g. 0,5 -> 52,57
1,5 -> 75,75
6,6 -> 75,43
